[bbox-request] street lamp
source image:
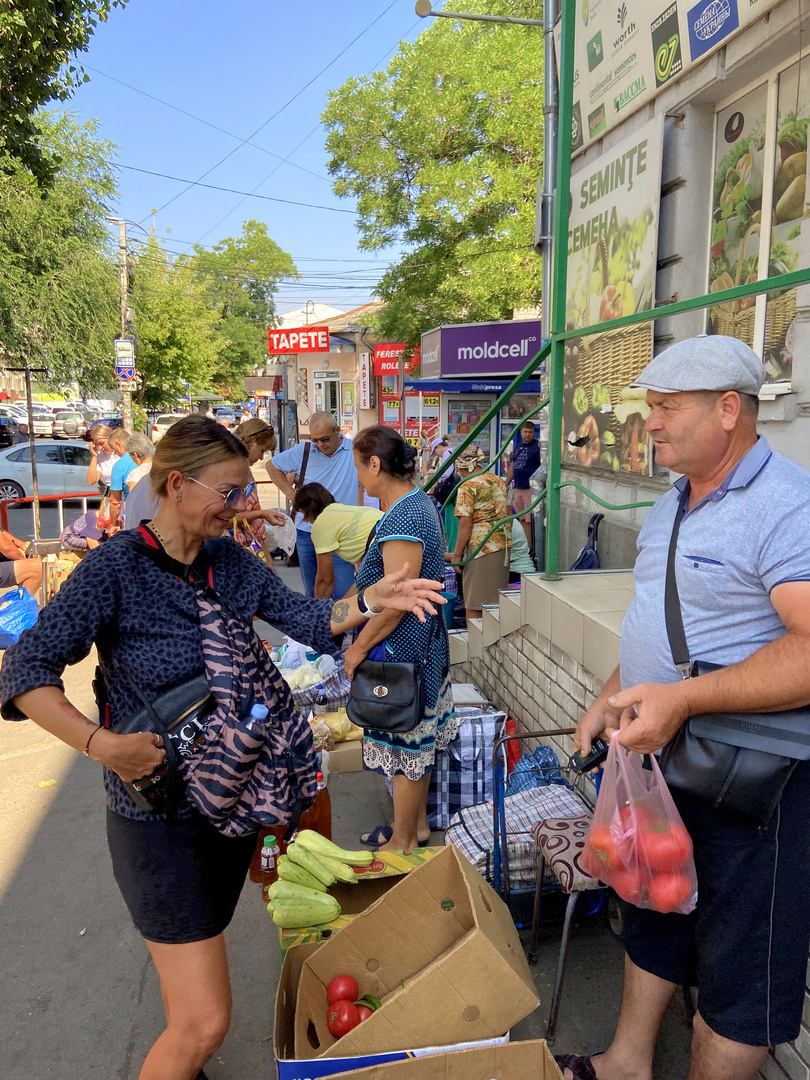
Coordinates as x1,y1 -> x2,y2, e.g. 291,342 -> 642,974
414,0 -> 543,26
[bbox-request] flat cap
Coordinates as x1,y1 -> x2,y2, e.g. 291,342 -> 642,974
632,335 -> 763,396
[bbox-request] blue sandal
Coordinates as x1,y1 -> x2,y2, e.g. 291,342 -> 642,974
359,825 -> 430,847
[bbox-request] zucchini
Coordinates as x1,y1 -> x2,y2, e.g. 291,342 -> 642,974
266,879 -> 338,905
286,843 -> 337,887
270,896 -> 341,928
295,830 -> 375,866
276,854 -> 327,892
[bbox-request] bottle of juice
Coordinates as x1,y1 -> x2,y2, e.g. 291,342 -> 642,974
296,771 -> 332,840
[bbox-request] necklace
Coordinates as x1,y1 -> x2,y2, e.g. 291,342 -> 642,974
147,520 -> 168,548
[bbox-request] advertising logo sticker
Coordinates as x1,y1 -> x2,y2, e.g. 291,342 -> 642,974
588,103 -> 607,139
571,101 -> 585,151
687,0 -> 739,61
587,30 -> 605,71
651,2 -> 683,87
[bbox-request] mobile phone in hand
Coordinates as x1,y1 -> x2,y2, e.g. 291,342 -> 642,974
569,737 -> 609,773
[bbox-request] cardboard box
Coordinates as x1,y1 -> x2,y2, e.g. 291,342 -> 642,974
275,942 -> 511,1080
278,848 -> 442,959
294,845 -> 539,1060
329,740 -> 363,774
320,1040 -> 562,1080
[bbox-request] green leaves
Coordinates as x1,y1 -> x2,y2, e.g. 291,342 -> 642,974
0,1 -> 130,185
322,0 -> 543,345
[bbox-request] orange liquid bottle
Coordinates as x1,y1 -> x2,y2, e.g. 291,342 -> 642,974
296,771 -> 332,840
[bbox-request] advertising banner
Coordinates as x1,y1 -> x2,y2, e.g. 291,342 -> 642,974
268,326 -> 330,354
563,115 -> 663,474
560,0 -> 781,155
358,353 -> 373,409
373,344 -> 420,376
419,319 -> 542,378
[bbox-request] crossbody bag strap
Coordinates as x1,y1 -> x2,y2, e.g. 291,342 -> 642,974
294,440 -> 312,492
664,486 -> 693,679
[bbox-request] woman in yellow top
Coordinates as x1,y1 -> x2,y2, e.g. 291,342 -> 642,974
445,444 -> 512,620
291,482 -> 382,599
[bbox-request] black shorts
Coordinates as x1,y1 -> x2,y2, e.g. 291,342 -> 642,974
106,808 -> 256,945
620,759 -> 810,1046
0,560 -> 16,588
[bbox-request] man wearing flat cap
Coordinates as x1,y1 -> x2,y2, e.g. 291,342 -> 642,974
558,337 -> 810,1080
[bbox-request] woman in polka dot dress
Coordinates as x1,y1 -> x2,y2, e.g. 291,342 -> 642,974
344,425 -> 457,853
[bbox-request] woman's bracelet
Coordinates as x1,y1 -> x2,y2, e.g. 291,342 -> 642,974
83,725 -> 103,758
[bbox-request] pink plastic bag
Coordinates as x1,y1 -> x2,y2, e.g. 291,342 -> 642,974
581,734 -> 697,914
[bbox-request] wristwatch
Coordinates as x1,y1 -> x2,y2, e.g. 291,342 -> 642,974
356,587 -> 381,617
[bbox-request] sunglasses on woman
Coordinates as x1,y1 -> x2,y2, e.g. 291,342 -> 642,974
184,475 -> 256,510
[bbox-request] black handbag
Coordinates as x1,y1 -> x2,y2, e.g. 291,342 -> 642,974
659,487 -> 810,826
346,617 -> 439,735
97,662 -> 215,815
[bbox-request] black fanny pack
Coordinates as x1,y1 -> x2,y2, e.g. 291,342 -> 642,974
659,487 -> 810,827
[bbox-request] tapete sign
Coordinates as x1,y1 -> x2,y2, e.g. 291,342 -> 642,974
419,319 -> 543,378
359,353 -> 373,409
373,344 -> 420,376
268,326 -> 330,354
558,0 -> 780,154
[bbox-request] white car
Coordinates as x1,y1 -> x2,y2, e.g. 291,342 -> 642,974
0,441 -> 95,501
151,413 -> 185,444
32,411 -> 56,437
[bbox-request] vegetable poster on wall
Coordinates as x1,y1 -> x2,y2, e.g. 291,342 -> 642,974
563,115 -> 663,474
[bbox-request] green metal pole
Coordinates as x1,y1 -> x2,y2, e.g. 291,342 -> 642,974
545,0 -> 576,579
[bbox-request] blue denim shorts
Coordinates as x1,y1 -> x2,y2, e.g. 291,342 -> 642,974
106,808 -> 256,944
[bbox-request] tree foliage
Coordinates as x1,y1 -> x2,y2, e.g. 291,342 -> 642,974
129,236 -> 227,410
190,220 -> 298,399
322,0 -> 544,346
0,110 -> 119,391
0,0 -> 129,185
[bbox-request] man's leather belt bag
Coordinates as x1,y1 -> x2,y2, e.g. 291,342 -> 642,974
660,488 -> 810,827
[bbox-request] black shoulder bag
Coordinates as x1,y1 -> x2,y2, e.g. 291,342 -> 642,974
346,615 -> 441,735
659,487 -> 810,826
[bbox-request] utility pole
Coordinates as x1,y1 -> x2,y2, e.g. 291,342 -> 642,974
5,364 -> 49,539
116,220 -> 134,433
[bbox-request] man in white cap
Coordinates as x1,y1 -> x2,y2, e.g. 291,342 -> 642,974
558,336 -> 810,1080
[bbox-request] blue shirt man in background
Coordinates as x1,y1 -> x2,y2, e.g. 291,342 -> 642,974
506,420 -> 540,543
558,336 -> 810,1080
107,428 -> 138,533
266,411 -> 362,598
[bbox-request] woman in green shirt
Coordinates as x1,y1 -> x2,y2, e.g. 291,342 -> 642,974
291,482 -> 382,599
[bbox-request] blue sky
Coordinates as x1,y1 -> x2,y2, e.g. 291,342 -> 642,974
68,0 -> 427,313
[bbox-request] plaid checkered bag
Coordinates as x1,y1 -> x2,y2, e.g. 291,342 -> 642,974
427,710 -> 506,830
445,784 -> 590,887
290,664 -> 352,713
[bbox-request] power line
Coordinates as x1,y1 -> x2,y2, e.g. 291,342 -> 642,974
84,65 -> 331,185
140,0 -> 400,224
118,164 -> 358,213
193,17 -> 424,246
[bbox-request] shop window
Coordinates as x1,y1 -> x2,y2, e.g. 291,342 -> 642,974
709,56 -> 810,388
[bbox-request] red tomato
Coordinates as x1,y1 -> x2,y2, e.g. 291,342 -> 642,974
327,975 -> 359,1006
640,824 -> 691,872
586,825 -> 622,871
610,865 -> 643,904
327,999 -> 360,1038
619,804 -> 657,831
356,1005 -> 373,1022
599,285 -> 623,322
648,873 -> 692,913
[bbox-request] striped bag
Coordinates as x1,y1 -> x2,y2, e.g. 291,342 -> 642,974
120,529 -> 318,838
183,584 -> 318,838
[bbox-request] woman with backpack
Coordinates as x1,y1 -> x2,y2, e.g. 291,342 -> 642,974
0,415 -> 446,1080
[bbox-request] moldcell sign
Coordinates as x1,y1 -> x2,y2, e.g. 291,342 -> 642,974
420,318 -> 543,378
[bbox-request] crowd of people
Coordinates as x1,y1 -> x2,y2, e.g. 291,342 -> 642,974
7,335 -> 805,1080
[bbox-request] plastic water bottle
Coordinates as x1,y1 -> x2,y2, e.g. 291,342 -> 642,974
257,836 -> 279,899
245,703 -> 268,732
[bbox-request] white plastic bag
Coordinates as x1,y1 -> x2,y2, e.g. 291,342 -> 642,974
272,515 -> 297,556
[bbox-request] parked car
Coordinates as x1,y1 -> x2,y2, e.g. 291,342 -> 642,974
0,441 -> 95,501
51,410 -> 89,439
32,411 -> 56,437
0,416 -> 21,449
151,413 -> 185,444
214,407 -> 236,425
84,415 -> 124,440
